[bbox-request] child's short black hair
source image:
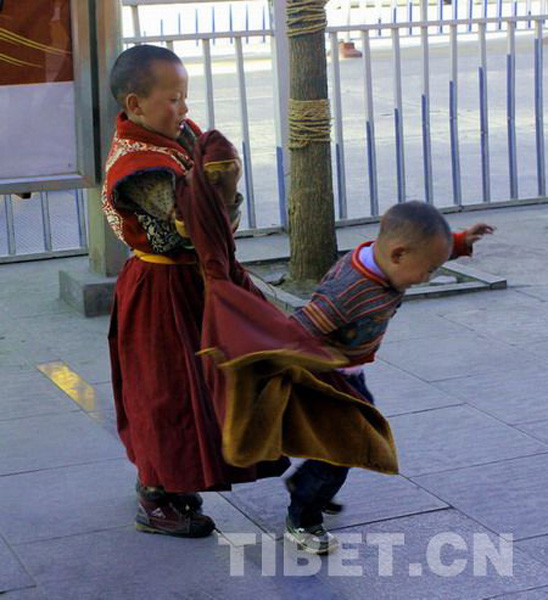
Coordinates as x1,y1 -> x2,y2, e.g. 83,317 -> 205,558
109,45 -> 183,108
379,201 -> 452,246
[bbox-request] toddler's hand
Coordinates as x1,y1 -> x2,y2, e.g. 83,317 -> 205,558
464,223 -> 495,249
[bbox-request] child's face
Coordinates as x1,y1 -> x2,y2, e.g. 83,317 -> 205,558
386,234 -> 452,292
126,60 -> 189,140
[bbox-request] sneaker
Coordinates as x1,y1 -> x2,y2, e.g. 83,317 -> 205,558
284,476 -> 345,516
136,480 -> 204,512
135,499 -> 215,538
284,517 -> 338,555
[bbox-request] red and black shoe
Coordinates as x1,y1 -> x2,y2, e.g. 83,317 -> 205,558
135,498 -> 215,538
136,480 -> 204,513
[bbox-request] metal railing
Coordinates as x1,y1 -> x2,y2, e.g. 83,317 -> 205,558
120,2 -> 547,229
325,14 -> 546,220
0,191 -> 88,263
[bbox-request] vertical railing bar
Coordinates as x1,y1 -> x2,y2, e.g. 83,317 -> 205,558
421,0 -> 434,204
40,191 -> 53,252
131,5 -> 141,43
408,0 -> 413,36
202,38 -> 215,129
270,0 -> 290,229
497,0 -> 503,30
468,0 -> 474,33
329,31 -> 348,220
438,0 -> 444,34
534,20 -> 546,196
245,2 -> 250,44
392,27 -> 406,203
235,36 -> 256,228
478,22 -> 491,203
4,195 -> 16,256
229,3 -> 234,44
450,24 -> 462,206
362,30 -> 379,216
513,0 -> 518,32
507,21 -> 519,199
76,189 -> 88,249
527,0 -> 532,29
195,8 -> 199,47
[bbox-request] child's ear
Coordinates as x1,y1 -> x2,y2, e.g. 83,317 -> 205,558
126,93 -> 142,116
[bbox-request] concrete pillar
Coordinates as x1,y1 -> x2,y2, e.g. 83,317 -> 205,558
60,0 -> 128,316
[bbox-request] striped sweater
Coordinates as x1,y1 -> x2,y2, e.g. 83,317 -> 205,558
291,233 -> 470,366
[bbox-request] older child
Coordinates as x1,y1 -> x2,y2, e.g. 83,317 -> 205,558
285,202 -> 494,553
102,45 -> 287,538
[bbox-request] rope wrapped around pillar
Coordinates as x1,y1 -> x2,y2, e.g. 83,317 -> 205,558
286,0 -> 328,38
288,98 -> 331,149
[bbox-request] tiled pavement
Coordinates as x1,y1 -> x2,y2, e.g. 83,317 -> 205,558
1,205 -> 548,599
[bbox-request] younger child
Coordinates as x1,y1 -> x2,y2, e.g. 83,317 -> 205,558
284,202 -> 494,554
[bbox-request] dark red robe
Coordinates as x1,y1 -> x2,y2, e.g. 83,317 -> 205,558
103,115 -> 288,492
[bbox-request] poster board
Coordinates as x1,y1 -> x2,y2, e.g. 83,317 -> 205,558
0,0 -> 96,193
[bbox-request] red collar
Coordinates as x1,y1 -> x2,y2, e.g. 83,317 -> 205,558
116,112 -> 185,153
350,241 -> 391,287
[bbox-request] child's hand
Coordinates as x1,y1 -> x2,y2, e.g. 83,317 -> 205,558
464,223 -> 495,249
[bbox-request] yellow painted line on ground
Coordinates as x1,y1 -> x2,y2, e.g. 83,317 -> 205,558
38,361 -> 98,412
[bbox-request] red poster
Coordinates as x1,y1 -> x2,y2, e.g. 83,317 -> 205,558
0,0 -> 74,86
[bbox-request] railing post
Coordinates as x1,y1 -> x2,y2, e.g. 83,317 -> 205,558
421,0 -> 434,204
270,0 -> 290,228
88,0 -> 128,277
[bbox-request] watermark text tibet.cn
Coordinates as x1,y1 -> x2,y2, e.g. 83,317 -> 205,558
219,532 -> 514,578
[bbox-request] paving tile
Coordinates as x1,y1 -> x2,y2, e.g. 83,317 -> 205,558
58,352 -> 112,386
365,360 -> 463,417
0,587 -> 48,599
516,285 -> 548,302
17,527 -> 323,600
310,510 -> 548,600
0,412 -> 124,476
88,409 -> 118,439
203,492 -> 270,544
0,460 -> 136,544
222,467 -> 448,538
413,454 -> 548,541
516,421 -> 548,445
383,303 -> 471,344
521,340 -> 548,361
390,405 -> 547,477
516,536 -> 548,567
91,382 -> 116,413
377,331 -> 547,383
434,366 -> 548,425
440,303 -> 548,346
488,587 -> 548,599
0,370 -> 78,421
0,536 -> 33,594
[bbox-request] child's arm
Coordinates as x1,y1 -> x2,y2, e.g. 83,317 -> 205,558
451,223 -> 495,258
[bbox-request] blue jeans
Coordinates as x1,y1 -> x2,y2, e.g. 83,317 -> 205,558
287,371 -> 375,528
